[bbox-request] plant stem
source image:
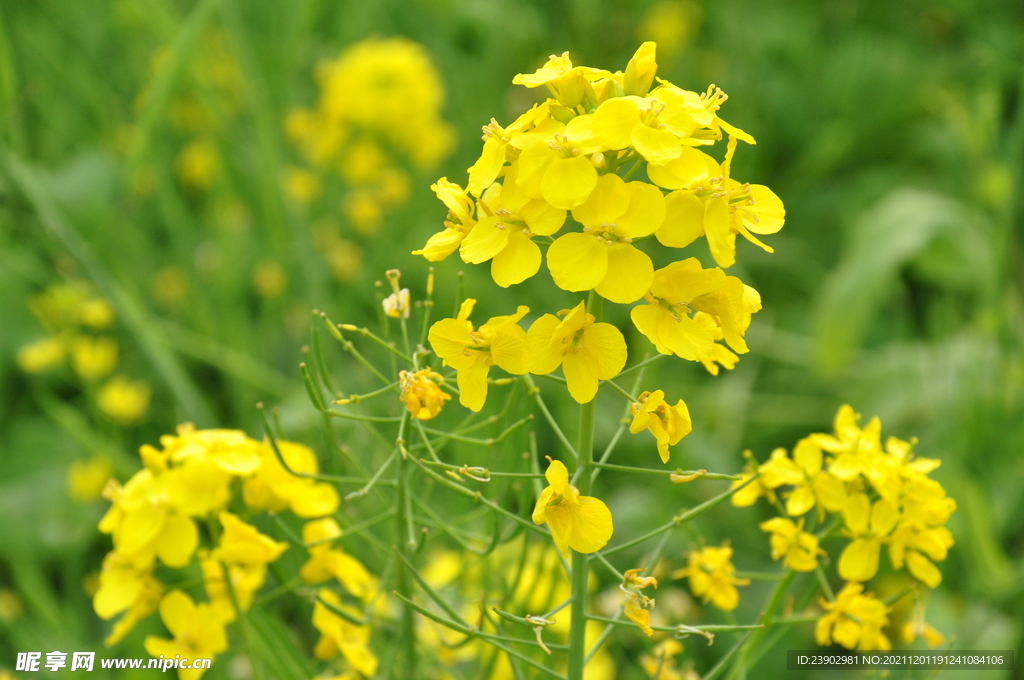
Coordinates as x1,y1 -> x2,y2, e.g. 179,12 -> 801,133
568,292 -> 601,680
394,424 -> 417,678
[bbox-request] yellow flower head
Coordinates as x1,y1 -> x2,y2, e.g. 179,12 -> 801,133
70,335 -> 118,381
399,368 -> 451,420
631,258 -> 760,362
160,423 -> 261,477
547,172 -> 666,303
312,589 -> 378,677
837,492 -> 899,583
144,591 -> 228,679
415,178 -> 477,261
210,511 -> 288,567
532,458 -> 614,558
68,456 -> 114,502
816,582 -> 891,651
299,519 -> 378,601
97,375 -> 151,426
16,335 -> 67,373
674,542 -> 749,612
515,115 -> 603,210
427,299 -> 531,412
93,551 -> 164,646
759,517 -> 824,572
460,164 -> 566,287
242,439 -> 340,518
622,567 -> 659,636
629,390 -> 692,463
512,51 -> 606,108
528,301 -> 627,404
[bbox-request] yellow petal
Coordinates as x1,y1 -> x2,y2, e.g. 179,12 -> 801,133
568,495 -> 614,554
528,314 -> 565,375
467,138 -> 506,196
518,199 -> 566,236
838,538 -> 880,582
703,195 -> 735,268
870,499 -> 899,536
491,231 -> 541,287
461,215 -> 512,264
631,124 -> 682,165
547,232 -> 608,292
159,590 -> 197,639
413,228 -> 466,262
515,142 -> 554,200
742,184 -> 785,234
563,348 -> 600,404
582,322 -> 628,380
489,320 -> 531,375
646,147 -> 714,190
843,494 -> 871,535
592,97 -> 640,149
456,360 -> 490,412
595,243 -> 653,304
542,156 -> 598,210
624,598 -> 654,636
571,172 -> 630,228
905,551 -> 942,588
657,190 -> 704,248
291,483 -> 340,517
615,181 -> 666,238
155,514 -> 198,568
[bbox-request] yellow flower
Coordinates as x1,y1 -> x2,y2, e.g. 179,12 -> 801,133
210,511 -> 288,568
591,87 -> 710,165
198,552 -> 266,624
815,582 -> 891,651
531,459 -> 613,558
814,405 -> 883,481
527,301 -> 627,404
160,423 -> 262,477
97,375 -> 151,425
382,288 -> 410,318
144,591 -> 228,680
93,551 -> 163,646
67,456 -> 113,502
639,2 -> 702,58
888,480 -> 955,588
629,390 -> 692,463
623,568 -> 658,636
901,617 -> 945,647
759,517 -> 823,572
547,172 -> 665,303
461,164 -> 566,287
299,519 -> 377,601
782,437 -> 847,518
837,493 -> 899,582
511,52 -> 604,108
252,261 -> 287,299
673,542 -> 749,611
242,439 -> 340,518
312,589 -> 378,677
427,299 -> 531,412
16,335 -> 67,373
515,115 -> 603,209
623,42 -> 658,97
414,178 -> 477,261
648,138 -> 783,268
630,258 -> 759,361
283,165 -> 321,203
399,369 -> 450,420
70,335 -> 118,380
78,296 -> 116,329
98,470 -> 199,568
729,447 -> 802,508
175,138 -> 219,189
467,102 -> 558,196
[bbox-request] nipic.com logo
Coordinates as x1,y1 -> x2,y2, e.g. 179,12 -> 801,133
15,652 -> 213,672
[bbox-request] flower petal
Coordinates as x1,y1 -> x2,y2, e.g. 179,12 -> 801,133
567,495 -> 614,554
595,243 -> 653,304
541,156 -> 599,210
491,231 -> 541,287
547,232 -> 608,292
656,190 -> 704,248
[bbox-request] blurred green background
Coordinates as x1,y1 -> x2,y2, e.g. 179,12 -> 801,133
1,0 -> 1022,678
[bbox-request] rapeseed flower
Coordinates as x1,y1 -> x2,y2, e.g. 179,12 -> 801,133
299,519 -> 377,601
838,493 -> 899,582
629,390 -> 692,463
144,591 -> 228,680
93,551 -> 163,645
532,459 -> 613,558
630,258 -> 760,362
243,439 -> 340,518
462,164 -> 566,287
312,589 -> 378,677
528,301 -> 627,404
97,375 -> 151,425
515,115 -> 603,210
428,299 -> 530,411
759,517 -> 823,572
70,336 -> 118,381
16,335 -> 67,373
399,369 -> 450,420
68,456 -> 113,502
622,568 -> 658,636
415,178 -> 477,261
674,542 -> 748,611
815,582 -> 891,651
547,173 -> 665,303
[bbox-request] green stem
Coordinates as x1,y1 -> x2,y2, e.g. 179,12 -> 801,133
568,293 -> 600,680
394,434 -> 417,677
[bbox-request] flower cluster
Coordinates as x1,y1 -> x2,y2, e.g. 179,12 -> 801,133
286,37 -> 454,235
418,44 -> 775,380
731,404 -> 955,650
93,424 -> 378,678
17,281 -> 150,428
